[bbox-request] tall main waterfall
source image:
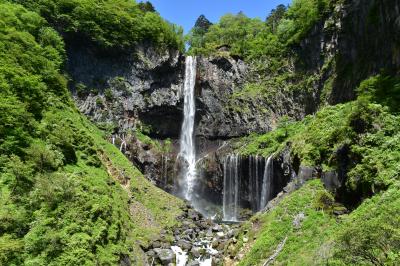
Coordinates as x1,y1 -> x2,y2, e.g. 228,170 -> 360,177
179,56 -> 197,201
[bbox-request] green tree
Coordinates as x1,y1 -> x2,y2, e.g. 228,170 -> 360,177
186,15 -> 213,51
266,4 -> 287,33
11,0 -> 184,51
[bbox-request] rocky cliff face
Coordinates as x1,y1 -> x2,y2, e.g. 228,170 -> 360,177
296,0 -> 400,104
67,42 -> 185,137
67,1 -> 400,135
68,42 -> 269,139
67,0 -> 400,209
331,0 -> 400,103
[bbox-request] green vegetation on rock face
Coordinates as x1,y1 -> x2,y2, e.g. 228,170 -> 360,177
232,179 -> 400,265
0,2 -> 183,265
357,74 -> 400,114
1,0 -> 399,264
331,183 -> 400,265
10,0 -> 185,51
233,180 -> 339,266
187,0 -> 336,123
236,76 -> 400,201
234,116 -> 304,157
232,75 -> 400,265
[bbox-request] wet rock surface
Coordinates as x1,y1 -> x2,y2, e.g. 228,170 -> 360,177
144,204 -> 240,265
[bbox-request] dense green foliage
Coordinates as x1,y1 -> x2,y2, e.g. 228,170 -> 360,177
187,0 -> 330,58
357,74 -> 400,113
187,12 -> 267,58
186,15 -> 213,53
234,180 -> 339,265
235,116 -> 304,157
233,179 -> 400,265
236,76 -> 400,200
10,0 -> 184,51
331,183 -> 400,265
233,75 -> 400,265
1,0 -> 399,265
0,1 -> 67,155
0,2 -> 183,265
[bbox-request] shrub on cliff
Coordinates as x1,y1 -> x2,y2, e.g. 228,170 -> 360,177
331,183 -> 400,265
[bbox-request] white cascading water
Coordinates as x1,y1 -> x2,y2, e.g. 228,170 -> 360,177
249,155 -> 264,211
161,154 -> 169,187
179,56 -> 197,201
171,246 -> 188,266
223,154 -> 240,221
260,155 -> 274,210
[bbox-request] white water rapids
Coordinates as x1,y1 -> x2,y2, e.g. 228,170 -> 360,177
171,246 -> 188,266
171,242 -> 217,266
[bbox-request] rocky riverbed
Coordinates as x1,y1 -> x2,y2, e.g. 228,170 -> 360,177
144,204 -> 241,265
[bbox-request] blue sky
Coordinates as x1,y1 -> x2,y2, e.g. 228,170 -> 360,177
146,0 -> 293,33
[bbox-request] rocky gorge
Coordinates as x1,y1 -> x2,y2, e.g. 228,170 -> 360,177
68,0 -> 399,204
2,0 -> 399,265
66,0 -> 400,264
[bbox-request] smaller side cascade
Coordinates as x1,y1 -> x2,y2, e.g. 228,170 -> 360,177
223,154 -> 241,222
222,154 -> 278,221
260,155 -> 274,210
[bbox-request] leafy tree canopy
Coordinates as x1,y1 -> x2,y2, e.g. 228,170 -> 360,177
10,0 -> 184,51
187,0 -> 330,59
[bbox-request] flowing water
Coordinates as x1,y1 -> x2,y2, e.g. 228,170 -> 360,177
223,154 -> 275,221
171,246 -> 188,266
248,155 -> 265,211
161,154 -> 169,187
179,56 -> 197,201
175,57 -> 277,263
223,154 -> 241,221
260,155 -> 274,210
171,239 -> 218,265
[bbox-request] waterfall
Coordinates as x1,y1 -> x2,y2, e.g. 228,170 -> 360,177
223,154 -> 240,221
260,155 -> 274,209
249,155 -> 263,211
161,154 -> 169,187
179,56 -> 197,201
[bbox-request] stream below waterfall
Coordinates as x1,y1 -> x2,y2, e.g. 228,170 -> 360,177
145,204 -> 239,265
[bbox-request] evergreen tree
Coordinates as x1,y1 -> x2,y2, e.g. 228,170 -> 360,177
266,4 -> 287,33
